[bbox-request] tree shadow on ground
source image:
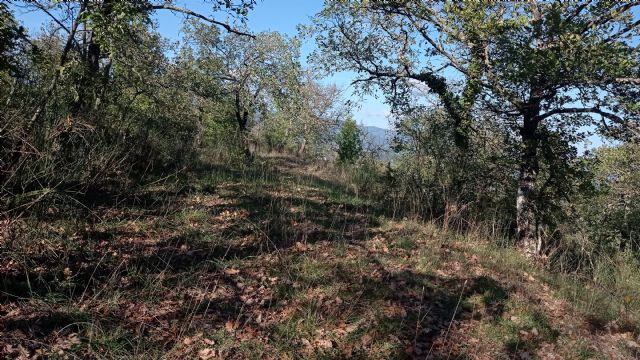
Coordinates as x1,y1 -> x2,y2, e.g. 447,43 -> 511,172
351,261 -> 510,359
1,160 -> 523,358
1,160 -> 381,292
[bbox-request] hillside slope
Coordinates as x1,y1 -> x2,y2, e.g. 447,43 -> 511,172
1,157 -> 638,359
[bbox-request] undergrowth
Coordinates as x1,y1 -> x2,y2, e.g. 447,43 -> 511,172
1,156 -> 638,359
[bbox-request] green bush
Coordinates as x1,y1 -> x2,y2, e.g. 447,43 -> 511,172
337,118 -> 363,164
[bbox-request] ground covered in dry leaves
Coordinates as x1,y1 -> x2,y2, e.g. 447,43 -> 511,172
1,157 -> 639,359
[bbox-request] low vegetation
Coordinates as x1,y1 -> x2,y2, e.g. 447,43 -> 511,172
2,157 -> 639,359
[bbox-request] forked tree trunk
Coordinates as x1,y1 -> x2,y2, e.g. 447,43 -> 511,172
235,91 -> 253,161
517,111 -> 541,257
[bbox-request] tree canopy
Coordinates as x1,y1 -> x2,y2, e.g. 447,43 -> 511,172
308,0 -> 640,256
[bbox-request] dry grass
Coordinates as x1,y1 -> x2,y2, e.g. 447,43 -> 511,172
1,156 -> 638,359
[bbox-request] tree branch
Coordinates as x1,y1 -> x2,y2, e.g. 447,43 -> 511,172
565,0 -> 592,24
603,18 -> 640,43
537,107 -> 624,122
615,77 -> 640,85
32,2 -> 71,34
27,1 -> 85,130
149,4 -> 254,38
579,2 -> 640,35
536,107 -> 640,138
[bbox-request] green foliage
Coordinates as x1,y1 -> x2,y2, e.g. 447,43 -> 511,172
383,108 -> 516,231
0,2 -> 263,211
336,118 -> 362,164
80,1 -> 151,54
261,112 -> 296,152
586,143 -> 640,253
0,2 -> 25,74
309,0 -> 640,255
183,20 -> 303,157
555,143 -> 640,273
260,73 -> 346,157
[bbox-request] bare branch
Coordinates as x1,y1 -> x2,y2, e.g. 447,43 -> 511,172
27,1 -> 85,130
149,4 -> 254,38
537,107 -> 640,138
537,107 -> 624,122
565,0 -> 592,24
603,18 -> 640,43
579,2 -> 640,35
32,2 -> 71,34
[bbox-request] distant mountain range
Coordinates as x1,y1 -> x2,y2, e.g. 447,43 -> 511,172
334,121 -> 396,159
360,125 -> 392,150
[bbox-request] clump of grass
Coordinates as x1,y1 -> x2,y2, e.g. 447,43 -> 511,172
481,301 -> 558,354
463,241 -> 532,274
547,274 -> 629,328
175,208 -> 209,225
327,188 -> 368,207
529,252 -> 638,336
393,237 -> 417,251
411,248 -> 443,274
461,233 -> 640,334
294,255 -> 335,287
571,340 -> 607,360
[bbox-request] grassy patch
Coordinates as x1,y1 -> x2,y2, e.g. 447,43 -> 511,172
481,302 -> 558,355
2,157 -> 637,359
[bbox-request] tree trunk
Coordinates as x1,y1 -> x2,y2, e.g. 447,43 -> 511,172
516,111 -> 541,257
297,137 -> 306,157
234,91 -> 253,161
27,2 -> 84,133
620,193 -> 630,252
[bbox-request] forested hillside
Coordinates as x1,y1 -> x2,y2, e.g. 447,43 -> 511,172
1,1 -> 639,359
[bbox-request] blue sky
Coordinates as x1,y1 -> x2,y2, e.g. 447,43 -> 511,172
11,0 -> 393,129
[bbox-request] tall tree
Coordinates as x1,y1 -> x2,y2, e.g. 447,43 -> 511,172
16,0 -> 255,129
272,72 -> 348,157
297,75 -> 348,157
185,21 -> 301,159
309,0 -> 640,256
0,2 -> 27,74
